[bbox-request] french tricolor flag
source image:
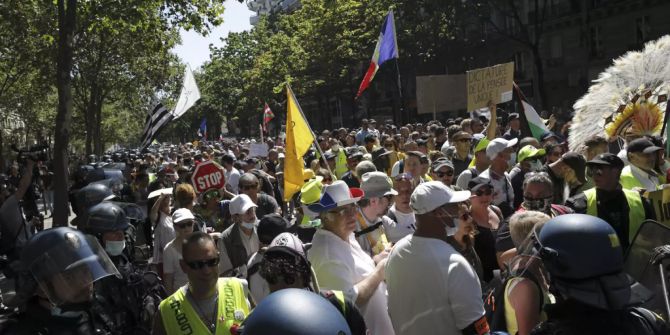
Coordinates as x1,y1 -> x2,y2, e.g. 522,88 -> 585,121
356,10 -> 399,99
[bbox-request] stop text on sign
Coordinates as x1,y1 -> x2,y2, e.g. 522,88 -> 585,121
196,171 -> 223,191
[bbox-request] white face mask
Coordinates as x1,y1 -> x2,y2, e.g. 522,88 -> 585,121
241,219 -> 259,230
528,160 -> 543,172
105,240 -> 125,256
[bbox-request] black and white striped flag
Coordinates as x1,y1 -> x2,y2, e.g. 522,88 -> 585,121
140,103 -> 173,148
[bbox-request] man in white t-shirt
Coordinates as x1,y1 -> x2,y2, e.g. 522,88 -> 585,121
385,181 -> 489,335
383,174 -> 416,243
222,154 -> 241,195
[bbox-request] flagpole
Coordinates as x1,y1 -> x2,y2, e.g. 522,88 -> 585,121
287,83 -> 334,177
395,58 -> 405,124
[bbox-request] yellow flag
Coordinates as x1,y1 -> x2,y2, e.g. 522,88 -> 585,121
284,85 -> 315,201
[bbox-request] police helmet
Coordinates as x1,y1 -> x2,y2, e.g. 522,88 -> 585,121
537,214 -> 651,309
85,202 -> 130,235
241,289 -> 351,335
20,227 -> 120,306
76,183 -> 116,210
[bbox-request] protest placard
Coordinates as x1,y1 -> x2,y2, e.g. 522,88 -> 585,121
249,143 -> 269,157
645,188 -> 670,225
466,62 -> 514,111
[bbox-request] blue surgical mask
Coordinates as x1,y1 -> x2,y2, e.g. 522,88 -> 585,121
105,240 -> 126,256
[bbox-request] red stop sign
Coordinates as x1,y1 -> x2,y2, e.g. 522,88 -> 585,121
191,161 -> 226,194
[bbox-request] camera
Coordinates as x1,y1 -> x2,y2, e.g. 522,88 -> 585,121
11,144 -> 50,164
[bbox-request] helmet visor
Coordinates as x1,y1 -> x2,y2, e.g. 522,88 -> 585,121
29,234 -> 120,306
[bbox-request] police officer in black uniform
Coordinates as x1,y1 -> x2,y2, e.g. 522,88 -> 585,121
2,227 -> 118,334
84,201 -> 166,335
530,214 -> 668,335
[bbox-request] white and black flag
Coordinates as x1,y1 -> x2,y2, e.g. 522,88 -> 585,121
140,103 -> 173,148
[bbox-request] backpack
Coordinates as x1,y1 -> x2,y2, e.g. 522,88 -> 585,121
482,269 -> 544,332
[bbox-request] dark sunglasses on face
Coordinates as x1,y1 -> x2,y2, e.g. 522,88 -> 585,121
435,170 -> 454,178
241,183 -> 258,190
587,166 -> 607,177
185,257 -> 220,270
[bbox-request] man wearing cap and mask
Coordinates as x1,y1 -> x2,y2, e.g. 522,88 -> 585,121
621,138 -> 665,191
326,138 -> 348,179
355,172 -> 396,256
218,194 -> 260,277
540,151 -> 587,205
510,145 -> 546,209
386,181 -> 490,335
479,138 -> 517,217
565,153 -> 652,251
431,158 -> 456,187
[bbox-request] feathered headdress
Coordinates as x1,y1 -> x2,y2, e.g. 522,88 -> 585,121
569,35 -> 670,151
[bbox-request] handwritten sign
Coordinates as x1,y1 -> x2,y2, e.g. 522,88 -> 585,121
645,188 -> 670,225
249,143 -> 269,158
466,62 -> 514,112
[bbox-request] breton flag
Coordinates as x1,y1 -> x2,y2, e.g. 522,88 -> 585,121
198,118 -> 207,140
514,82 -> 549,140
140,103 -> 173,148
262,103 -> 275,132
356,10 -> 399,99
284,85 -> 315,201
172,66 -> 201,120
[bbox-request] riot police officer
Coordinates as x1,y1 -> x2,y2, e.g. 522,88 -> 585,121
71,182 -> 117,228
241,289 -> 352,335
531,214 -> 669,334
84,201 -> 166,334
3,227 -> 119,334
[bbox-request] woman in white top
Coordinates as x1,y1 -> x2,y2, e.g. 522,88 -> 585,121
307,181 -> 394,335
151,193 -> 175,276
163,208 -> 195,294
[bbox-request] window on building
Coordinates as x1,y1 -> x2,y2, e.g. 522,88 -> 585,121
636,16 -> 651,44
550,34 -> 563,59
590,25 -> 602,56
514,52 -> 525,74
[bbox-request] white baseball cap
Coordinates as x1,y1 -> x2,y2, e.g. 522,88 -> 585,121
172,208 -> 195,223
229,194 -> 257,215
410,181 -> 471,215
486,138 -> 518,160
269,232 -> 306,257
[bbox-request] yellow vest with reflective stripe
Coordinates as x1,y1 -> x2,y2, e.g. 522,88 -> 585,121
159,278 -> 249,335
584,188 -> 645,243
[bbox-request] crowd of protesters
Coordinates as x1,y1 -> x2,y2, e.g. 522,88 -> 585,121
3,102 -> 670,334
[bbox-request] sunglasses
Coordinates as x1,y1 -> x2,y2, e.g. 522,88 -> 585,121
475,188 -> 493,196
435,170 -> 454,178
203,192 -> 221,201
587,166 -> 608,177
175,220 -> 194,229
241,183 -> 258,190
185,257 -> 220,270
394,172 -> 413,181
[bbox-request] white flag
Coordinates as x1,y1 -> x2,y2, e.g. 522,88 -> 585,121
171,66 -> 201,120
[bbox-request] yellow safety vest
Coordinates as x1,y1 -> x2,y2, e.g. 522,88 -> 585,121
159,278 -> 249,335
619,165 -> 663,190
334,150 -> 348,180
584,188 -> 645,243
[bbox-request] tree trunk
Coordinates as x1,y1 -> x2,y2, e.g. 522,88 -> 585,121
52,0 -> 76,227
93,95 -> 103,155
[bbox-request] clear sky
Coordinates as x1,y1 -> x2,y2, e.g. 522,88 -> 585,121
172,1 -> 254,69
